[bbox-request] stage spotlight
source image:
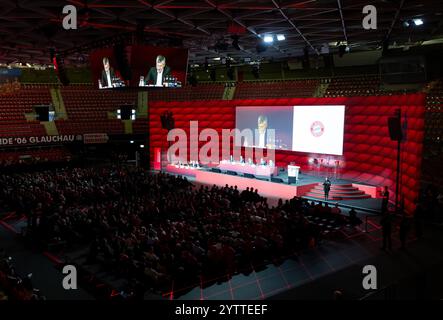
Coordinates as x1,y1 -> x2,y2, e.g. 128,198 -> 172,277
130,140 -> 134,144
413,18 -> 423,26
276,34 -> 285,41
263,35 -> 274,43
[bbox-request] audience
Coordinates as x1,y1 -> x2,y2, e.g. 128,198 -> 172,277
0,165 -> 359,296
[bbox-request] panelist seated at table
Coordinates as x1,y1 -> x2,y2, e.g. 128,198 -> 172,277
175,161 -> 190,168
190,160 -> 200,168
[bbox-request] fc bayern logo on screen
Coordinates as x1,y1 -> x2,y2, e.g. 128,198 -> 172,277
310,121 -> 325,137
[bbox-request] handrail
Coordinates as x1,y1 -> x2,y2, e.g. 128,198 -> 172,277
301,195 -> 380,215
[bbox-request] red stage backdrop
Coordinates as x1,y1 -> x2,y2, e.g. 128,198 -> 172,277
149,95 -> 425,214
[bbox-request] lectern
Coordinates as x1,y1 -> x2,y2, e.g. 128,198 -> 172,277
288,165 -> 300,184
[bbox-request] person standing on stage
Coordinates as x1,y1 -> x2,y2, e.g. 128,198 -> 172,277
381,186 -> 389,214
323,177 -> 331,201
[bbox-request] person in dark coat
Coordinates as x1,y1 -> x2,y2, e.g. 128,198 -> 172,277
145,55 -> 171,86
323,177 -> 331,201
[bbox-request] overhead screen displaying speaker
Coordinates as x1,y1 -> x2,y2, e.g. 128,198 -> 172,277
90,45 -> 189,89
235,105 -> 345,155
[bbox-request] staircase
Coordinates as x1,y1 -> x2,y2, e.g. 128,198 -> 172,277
41,121 -> 59,136
50,88 -> 68,119
314,82 -> 329,97
137,91 -> 148,116
222,85 -> 236,100
305,183 -> 371,200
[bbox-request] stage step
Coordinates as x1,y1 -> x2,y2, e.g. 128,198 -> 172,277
308,189 -> 366,196
304,183 -> 371,200
312,184 -> 354,190
304,193 -> 371,200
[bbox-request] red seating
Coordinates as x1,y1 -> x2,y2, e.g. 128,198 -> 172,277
148,83 -> 225,101
324,76 -> 381,97
59,85 -> 139,135
421,80 -> 443,186
234,79 -> 320,99
0,87 -> 51,137
0,147 -> 71,167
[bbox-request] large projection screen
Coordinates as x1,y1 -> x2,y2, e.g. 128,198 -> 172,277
235,106 -> 293,150
235,105 -> 345,155
292,105 -> 345,155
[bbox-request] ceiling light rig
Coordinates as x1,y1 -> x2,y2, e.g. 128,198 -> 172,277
403,18 -> 424,27
263,35 -> 274,43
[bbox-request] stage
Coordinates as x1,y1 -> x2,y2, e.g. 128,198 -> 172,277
164,164 -> 383,213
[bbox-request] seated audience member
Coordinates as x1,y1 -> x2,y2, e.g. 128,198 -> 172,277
0,165 -> 326,295
348,208 -> 362,226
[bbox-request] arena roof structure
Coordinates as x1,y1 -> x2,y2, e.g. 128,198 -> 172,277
0,0 -> 442,64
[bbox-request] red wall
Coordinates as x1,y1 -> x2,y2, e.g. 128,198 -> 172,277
149,94 -> 425,214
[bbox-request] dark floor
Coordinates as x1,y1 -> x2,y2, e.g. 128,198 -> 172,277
0,216 -> 94,300
270,222 -> 443,300
2,210 -> 442,300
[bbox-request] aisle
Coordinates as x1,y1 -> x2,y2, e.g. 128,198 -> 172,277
0,218 -> 94,300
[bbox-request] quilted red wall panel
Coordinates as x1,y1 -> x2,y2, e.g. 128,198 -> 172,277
149,94 -> 425,214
